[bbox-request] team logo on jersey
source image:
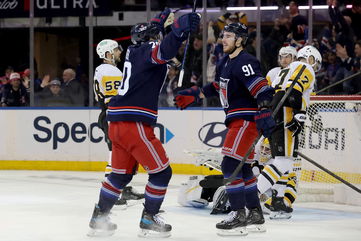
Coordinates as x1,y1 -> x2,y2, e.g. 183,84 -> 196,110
198,122 -> 227,148
219,77 -> 230,108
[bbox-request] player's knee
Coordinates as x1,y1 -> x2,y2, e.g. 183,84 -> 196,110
148,166 -> 172,186
242,163 -> 255,180
107,173 -> 133,189
273,156 -> 293,174
221,156 -> 241,178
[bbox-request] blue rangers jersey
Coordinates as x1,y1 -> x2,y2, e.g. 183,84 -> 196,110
202,50 -> 274,125
107,32 -> 183,125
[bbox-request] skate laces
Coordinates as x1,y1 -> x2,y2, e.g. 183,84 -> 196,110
224,211 -> 237,223
153,214 -> 166,226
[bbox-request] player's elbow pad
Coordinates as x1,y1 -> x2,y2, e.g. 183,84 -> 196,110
286,88 -> 303,110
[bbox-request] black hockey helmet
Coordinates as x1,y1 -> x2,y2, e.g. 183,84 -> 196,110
131,22 -> 162,45
222,22 -> 248,46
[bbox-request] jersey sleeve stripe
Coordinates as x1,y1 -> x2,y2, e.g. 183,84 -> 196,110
151,44 -> 167,64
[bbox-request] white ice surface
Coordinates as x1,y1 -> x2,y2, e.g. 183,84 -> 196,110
1,170 -> 361,241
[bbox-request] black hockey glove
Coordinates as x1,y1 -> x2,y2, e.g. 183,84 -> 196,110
285,111 -> 306,137
172,13 -> 201,40
174,86 -> 201,110
97,108 -> 108,133
255,108 -> 276,138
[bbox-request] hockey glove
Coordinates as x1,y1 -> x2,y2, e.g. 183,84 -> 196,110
97,108 -> 108,133
174,86 -> 201,110
285,111 -> 306,137
172,13 -> 201,40
255,109 -> 276,138
151,8 -> 173,33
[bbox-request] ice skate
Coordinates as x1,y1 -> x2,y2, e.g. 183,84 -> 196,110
114,198 -> 127,210
121,186 -> 145,200
138,209 -> 172,238
87,204 -> 117,237
269,192 -> 293,220
246,207 -> 266,233
216,209 -> 248,236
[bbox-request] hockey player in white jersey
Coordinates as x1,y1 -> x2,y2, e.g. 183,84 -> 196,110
260,46 -> 298,218
266,46 -> 298,85
257,45 -> 322,218
93,39 -> 144,208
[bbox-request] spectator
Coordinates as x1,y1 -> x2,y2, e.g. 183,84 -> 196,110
62,68 -> 84,106
38,79 -> 72,107
341,0 -> 361,40
336,40 -> 361,94
288,1 -> 308,45
1,72 -> 28,107
183,34 -> 203,87
159,66 -> 180,107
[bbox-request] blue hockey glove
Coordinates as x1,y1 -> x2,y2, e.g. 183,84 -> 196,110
172,13 -> 201,40
150,8 -> 172,33
285,111 -> 306,137
174,86 -> 201,110
255,109 -> 276,138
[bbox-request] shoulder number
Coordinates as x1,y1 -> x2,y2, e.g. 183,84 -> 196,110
242,64 -> 255,76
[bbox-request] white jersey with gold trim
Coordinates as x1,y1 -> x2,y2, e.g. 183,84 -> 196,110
266,67 -> 281,85
271,61 -> 315,110
94,64 -> 123,104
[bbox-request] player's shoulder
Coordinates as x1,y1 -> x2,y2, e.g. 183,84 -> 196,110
289,61 -> 315,75
267,67 -> 281,76
239,50 -> 259,63
96,64 -> 122,76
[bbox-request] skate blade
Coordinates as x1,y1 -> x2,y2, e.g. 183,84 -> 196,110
247,224 -> 266,233
217,227 -> 248,236
126,199 -> 143,207
113,204 -> 127,211
269,212 -> 292,220
138,229 -> 171,238
87,228 -> 115,237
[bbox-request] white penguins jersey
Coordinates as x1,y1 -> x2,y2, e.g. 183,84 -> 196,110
271,61 -> 315,110
93,64 -> 123,104
266,67 -> 281,85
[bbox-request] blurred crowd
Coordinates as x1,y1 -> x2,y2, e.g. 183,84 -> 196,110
0,66 -> 88,107
0,0 -> 360,108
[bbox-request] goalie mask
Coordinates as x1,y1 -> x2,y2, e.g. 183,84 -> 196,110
297,45 -> 322,72
259,138 -> 272,163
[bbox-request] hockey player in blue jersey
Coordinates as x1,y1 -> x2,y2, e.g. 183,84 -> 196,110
88,9 -> 200,238
175,22 -> 275,236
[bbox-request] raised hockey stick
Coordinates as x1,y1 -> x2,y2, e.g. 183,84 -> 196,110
177,0 -> 197,87
223,65 -> 307,185
297,152 -> 361,194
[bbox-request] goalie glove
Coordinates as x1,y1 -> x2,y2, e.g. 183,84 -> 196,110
285,111 -> 306,137
174,86 -> 201,110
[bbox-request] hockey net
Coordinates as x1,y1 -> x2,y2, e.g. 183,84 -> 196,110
296,96 -> 361,204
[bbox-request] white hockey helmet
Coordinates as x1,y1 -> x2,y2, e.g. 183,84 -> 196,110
279,46 -> 297,59
297,45 -> 322,72
96,39 -> 122,59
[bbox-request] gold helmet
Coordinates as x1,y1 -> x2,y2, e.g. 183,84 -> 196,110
259,138 -> 272,163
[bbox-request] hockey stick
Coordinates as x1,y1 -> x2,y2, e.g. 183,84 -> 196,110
177,0 -> 197,87
297,152 -> 361,194
223,65 -> 307,185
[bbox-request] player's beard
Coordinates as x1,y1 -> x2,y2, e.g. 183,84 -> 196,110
223,44 -> 235,54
